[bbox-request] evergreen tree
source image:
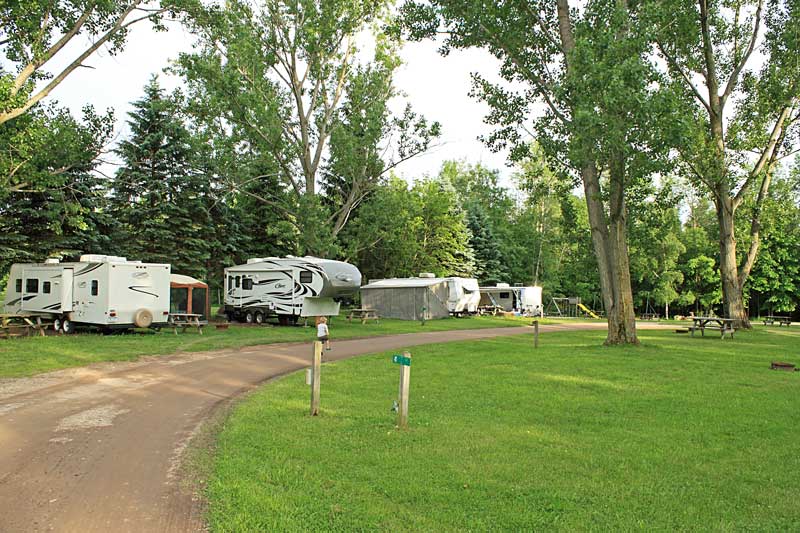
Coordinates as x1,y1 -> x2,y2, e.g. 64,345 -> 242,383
466,207 -> 505,284
110,76 -> 212,280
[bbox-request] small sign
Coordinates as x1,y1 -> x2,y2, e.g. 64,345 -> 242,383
392,354 -> 411,366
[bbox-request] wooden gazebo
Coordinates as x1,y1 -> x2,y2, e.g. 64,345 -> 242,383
170,274 -> 210,321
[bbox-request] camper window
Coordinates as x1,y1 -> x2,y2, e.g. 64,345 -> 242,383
43,282 -> 51,294
235,276 -> 241,288
26,279 -> 39,293
15,279 -> 22,292
228,276 -> 233,290
299,271 -> 313,283
242,278 -> 253,290
91,280 -> 99,296
499,292 -> 510,299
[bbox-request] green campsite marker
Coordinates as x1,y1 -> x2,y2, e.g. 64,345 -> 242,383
392,354 -> 411,366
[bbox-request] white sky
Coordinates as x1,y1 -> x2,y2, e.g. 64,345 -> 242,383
44,18 -> 516,184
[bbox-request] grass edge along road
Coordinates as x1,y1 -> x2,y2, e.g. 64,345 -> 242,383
205,328 -> 800,532
0,315 -> 556,378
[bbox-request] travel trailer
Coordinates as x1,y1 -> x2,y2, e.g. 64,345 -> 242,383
479,284 -> 543,316
3,255 -> 171,332
360,274 -> 481,320
223,256 -> 361,324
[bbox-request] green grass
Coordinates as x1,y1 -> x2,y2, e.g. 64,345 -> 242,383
0,315 -> 545,378
206,328 -> 800,531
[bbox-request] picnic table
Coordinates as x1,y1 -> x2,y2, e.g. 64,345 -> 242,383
763,315 -> 792,326
167,313 -> 205,335
688,316 -> 736,339
346,308 -> 380,324
640,313 -> 661,320
0,313 -> 49,338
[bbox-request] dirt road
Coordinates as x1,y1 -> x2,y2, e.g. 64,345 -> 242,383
0,323 -> 607,532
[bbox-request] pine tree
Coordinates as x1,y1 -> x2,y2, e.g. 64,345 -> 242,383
110,76 -> 212,279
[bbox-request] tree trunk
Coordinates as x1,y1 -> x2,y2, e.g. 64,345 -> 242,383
717,197 -> 750,328
581,160 -> 638,345
605,153 -> 638,344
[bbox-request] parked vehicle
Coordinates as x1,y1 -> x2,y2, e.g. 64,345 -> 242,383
479,284 -> 543,316
223,256 -> 361,324
360,274 -> 481,320
3,255 -> 171,332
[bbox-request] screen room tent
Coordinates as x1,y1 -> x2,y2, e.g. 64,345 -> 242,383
170,274 -> 210,321
360,277 -> 451,321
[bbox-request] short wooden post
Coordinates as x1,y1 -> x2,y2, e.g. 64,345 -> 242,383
397,351 -> 411,428
310,341 -> 322,416
533,320 -> 539,349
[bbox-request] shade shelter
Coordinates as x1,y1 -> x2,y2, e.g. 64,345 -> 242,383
170,274 -> 210,321
360,277 -> 451,321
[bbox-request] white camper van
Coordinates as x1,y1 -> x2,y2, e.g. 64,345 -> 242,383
223,256 -> 361,324
3,255 -> 171,332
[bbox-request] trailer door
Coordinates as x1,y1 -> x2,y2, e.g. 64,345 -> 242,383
61,268 -> 74,312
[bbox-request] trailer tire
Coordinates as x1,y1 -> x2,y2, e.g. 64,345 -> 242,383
254,311 -> 264,324
244,311 -> 254,324
134,309 -> 154,328
53,317 -> 62,332
62,319 -> 75,334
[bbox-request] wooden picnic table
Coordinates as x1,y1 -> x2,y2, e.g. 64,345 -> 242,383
168,313 -> 205,335
346,308 -> 380,324
0,313 -> 49,338
688,316 -> 735,339
763,315 -> 792,326
640,312 -> 661,320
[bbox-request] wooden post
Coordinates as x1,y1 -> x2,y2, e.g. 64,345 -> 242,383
397,351 -> 411,428
533,320 -> 539,349
310,341 -> 322,416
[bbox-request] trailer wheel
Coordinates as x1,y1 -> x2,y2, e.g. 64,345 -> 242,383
133,309 -> 153,328
244,311 -> 254,324
53,317 -> 62,332
62,319 -> 75,334
254,312 -> 264,324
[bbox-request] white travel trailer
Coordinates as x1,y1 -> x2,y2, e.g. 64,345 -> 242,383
479,284 -> 543,316
223,256 -> 361,324
3,255 -> 171,332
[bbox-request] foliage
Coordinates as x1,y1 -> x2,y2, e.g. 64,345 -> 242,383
109,76 -> 212,280
0,0 -> 179,124
0,104 -> 113,273
176,0 -> 439,255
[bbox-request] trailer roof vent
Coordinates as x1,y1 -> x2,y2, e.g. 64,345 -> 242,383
419,272 -> 436,278
44,258 -> 60,264
496,282 -> 511,288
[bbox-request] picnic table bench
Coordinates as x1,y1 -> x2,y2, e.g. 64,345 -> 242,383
640,312 -> 661,320
167,313 -> 206,334
687,316 -> 736,339
763,315 -> 792,326
0,313 -> 49,339
346,308 -> 380,324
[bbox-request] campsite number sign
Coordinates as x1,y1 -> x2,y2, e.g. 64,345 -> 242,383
392,354 -> 411,366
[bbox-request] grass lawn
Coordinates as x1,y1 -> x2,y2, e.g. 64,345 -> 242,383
206,327 -> 800,531
0,314 -> 548,378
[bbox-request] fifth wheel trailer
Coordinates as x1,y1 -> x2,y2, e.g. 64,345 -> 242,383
3,255 -> 171,332
223,256 -> 361,324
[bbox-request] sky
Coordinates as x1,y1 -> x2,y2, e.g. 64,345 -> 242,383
43,17 -> 517,184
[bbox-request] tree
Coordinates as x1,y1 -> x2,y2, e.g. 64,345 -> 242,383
109,76 -> 212,279
0,104 -> 113,276
177,0 -> 438,255
0,0 -> 176,125
644,0 -> 800,327
403,0 -> 671,344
